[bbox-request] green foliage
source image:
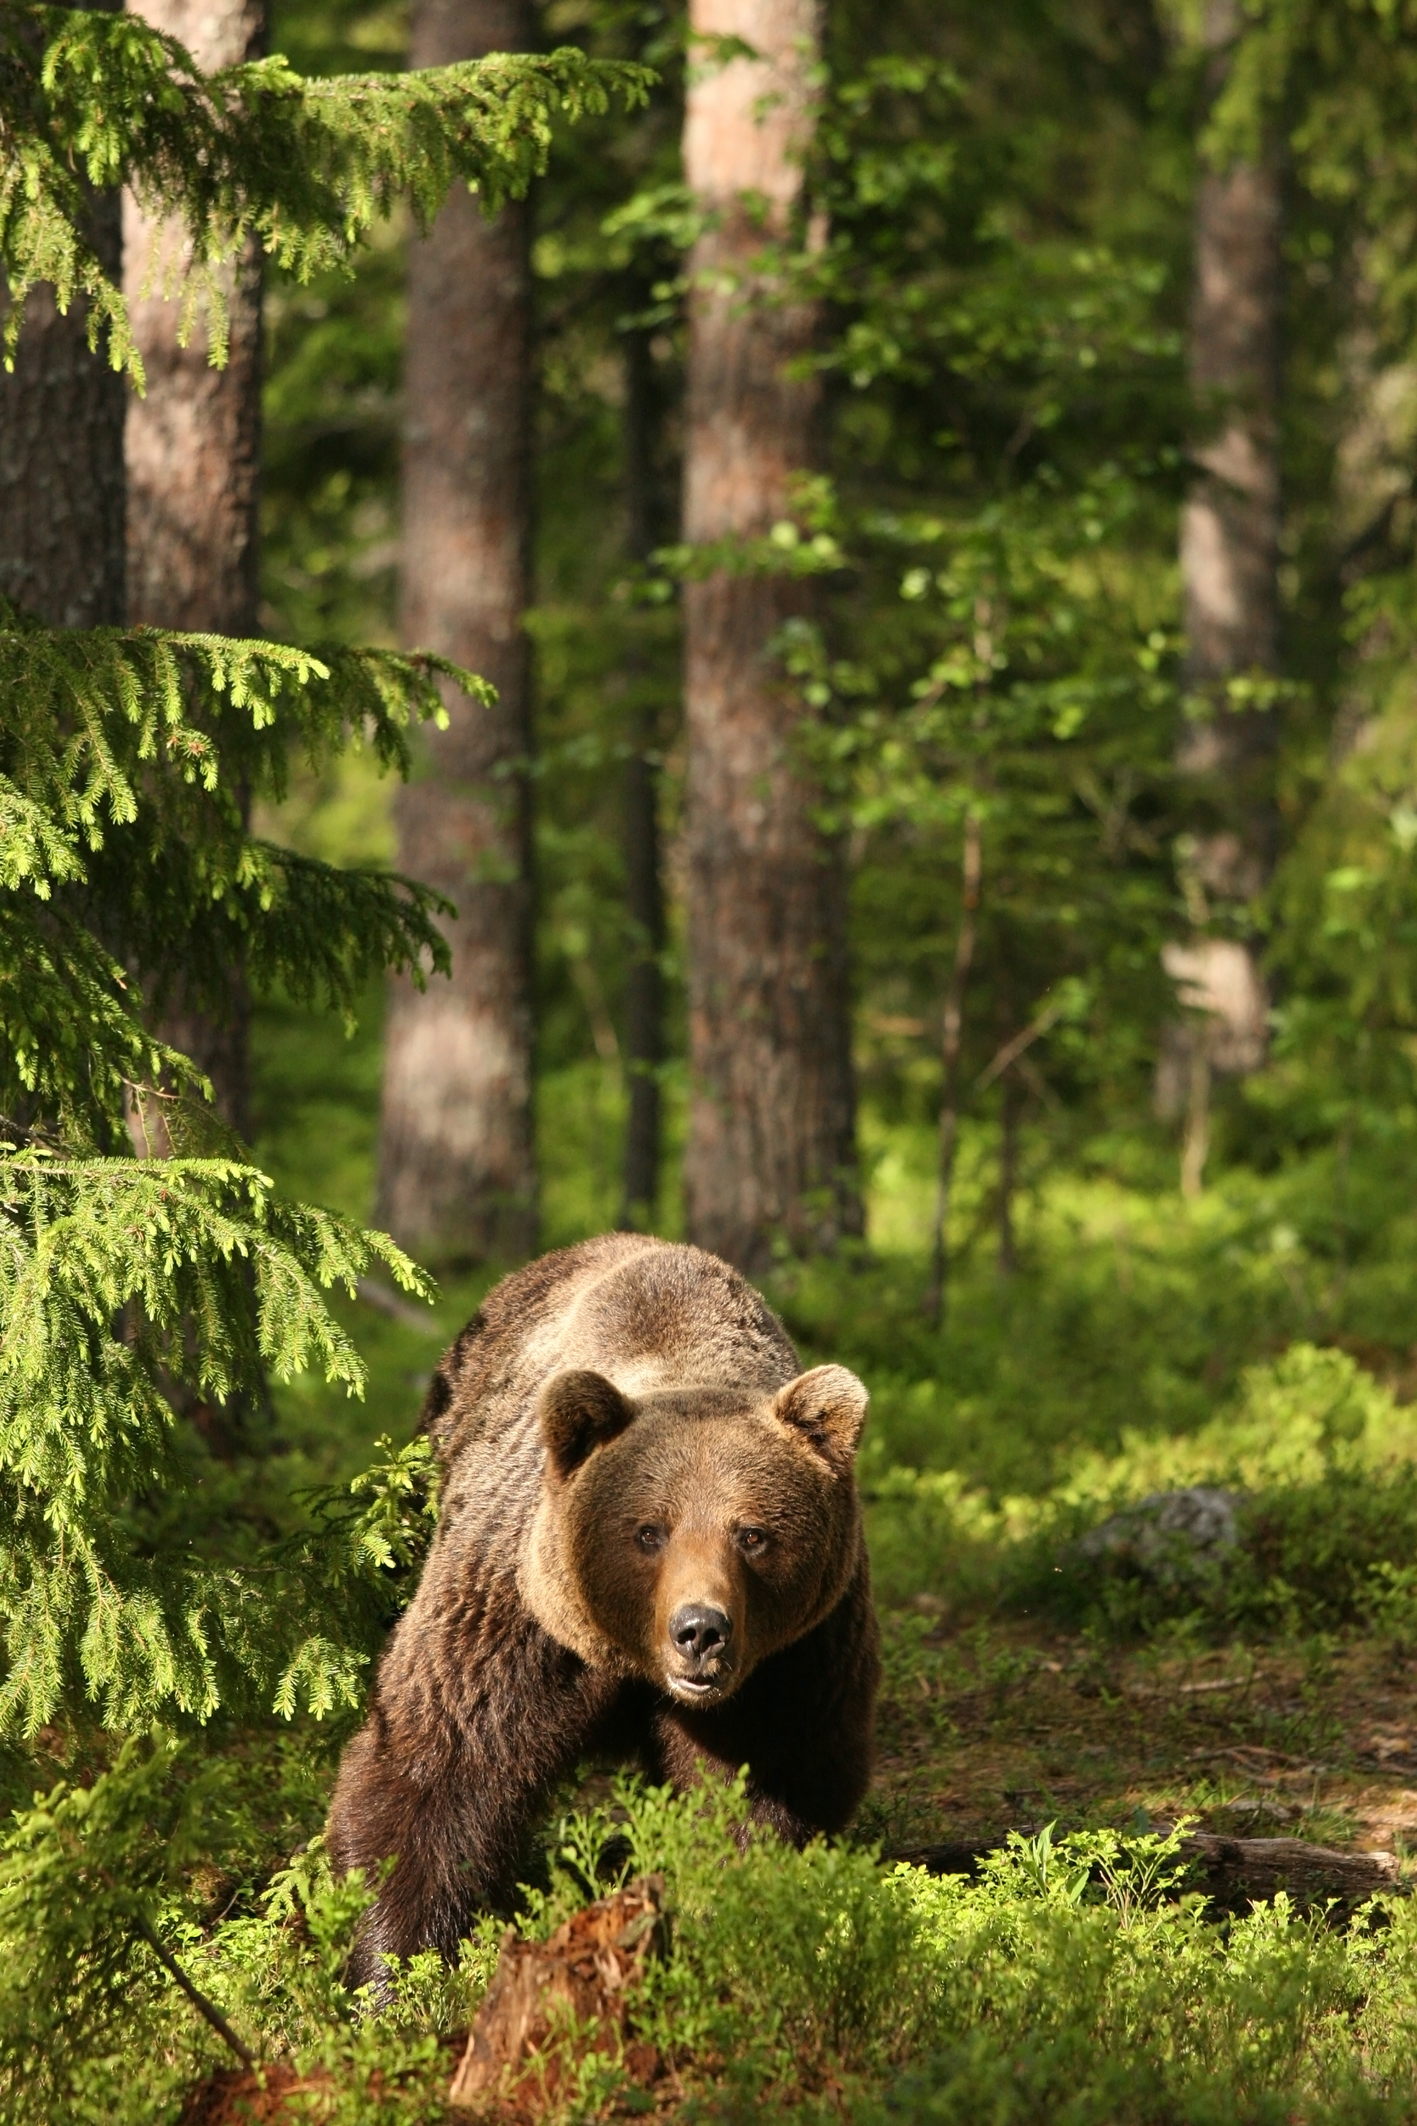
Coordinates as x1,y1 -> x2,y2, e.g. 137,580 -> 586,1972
0,602 -> 468,1735
0,0 -> 660,1758
0,2 -> 651,376
0,1729 -> 231,2115
19,0 -> 1417,2110
859,1339 -> 1417,1644
0,602 -> 477,1136
502,1780 -> 1417,2121
15,1757 -> 1417,2124
0,1726 -> 491,2123
0,1158 -> 443,1736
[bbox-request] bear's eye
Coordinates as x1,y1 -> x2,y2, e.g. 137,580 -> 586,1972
736,1525 -> 769,1554
636,1523 -> 667,1553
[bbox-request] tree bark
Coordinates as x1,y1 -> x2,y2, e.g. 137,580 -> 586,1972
376,0 -> 538,1267
926,813 -> 981,1328
681,0 -> 860,1275
619,320 -> 666,1231
1182,13 -> 1282,725
1178,39 -> 1283,885
0,5 -> 124,629
448,1879 -> 665,2107
124,0 -> 265,1144
1164,0 -> 1284,1184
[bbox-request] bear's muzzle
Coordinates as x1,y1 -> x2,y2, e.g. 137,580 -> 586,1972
665,1600 -> 735,1699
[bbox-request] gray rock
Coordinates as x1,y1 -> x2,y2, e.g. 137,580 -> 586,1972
1075,1486 -> 1241,1587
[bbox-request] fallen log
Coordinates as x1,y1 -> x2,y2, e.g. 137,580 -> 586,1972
888,1830 -> 1402,1916
1166,1830 -> 1400,1914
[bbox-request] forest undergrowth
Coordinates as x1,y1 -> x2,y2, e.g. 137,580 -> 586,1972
9,998 -> 1417,2121
15,0 -> 1417,2116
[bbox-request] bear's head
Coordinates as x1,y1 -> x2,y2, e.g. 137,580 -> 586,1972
522,1366 -> 869,1704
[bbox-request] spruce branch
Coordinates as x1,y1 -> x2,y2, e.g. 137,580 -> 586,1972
0,6 -> 654,376
0,1151 -> 434,1730
0,605 -> 467,1133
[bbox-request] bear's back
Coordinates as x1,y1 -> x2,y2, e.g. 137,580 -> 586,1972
422,1235 -> 800,1484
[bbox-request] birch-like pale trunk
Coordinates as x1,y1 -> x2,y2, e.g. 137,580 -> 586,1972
1167,0 -> 1283,1193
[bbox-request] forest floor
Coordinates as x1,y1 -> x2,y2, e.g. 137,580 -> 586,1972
248,991 -> 1417,1904
861,1607 -> 1417,1874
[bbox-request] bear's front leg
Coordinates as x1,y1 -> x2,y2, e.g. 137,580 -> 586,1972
649,1565 -> 880,1845
327,1601 -> 616,1987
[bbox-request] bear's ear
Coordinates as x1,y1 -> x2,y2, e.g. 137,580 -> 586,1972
539,1370 -> 634,1481
772,1365 -> 869,1475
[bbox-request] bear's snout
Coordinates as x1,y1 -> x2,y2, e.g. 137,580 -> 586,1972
670,1602 -> 732,1664
662,1572 -> 739,1700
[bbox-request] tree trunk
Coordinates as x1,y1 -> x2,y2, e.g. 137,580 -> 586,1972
681,0 -> 860,1275
619,322 -> 666,1231
125,0 -> 265,1144
376,0 -> 538,1267
1179,36 -> 1283,878
0,6 -> 124,629
926,814 -> 981,1328
1165,0 -> 1283,1184
1182,14 -> 1282,720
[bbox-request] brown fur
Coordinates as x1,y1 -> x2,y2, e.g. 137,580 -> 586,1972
326,1235 -> 880,1983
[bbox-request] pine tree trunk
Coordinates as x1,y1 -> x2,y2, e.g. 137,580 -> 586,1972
926,814 -> 981,1327
619,319 -> 666,1230
1165,0 -> 1282,1182
1179,0 -> 1282,850
124,0 -> 265,1143
0,5 -> 124,629
681,0 -> 860,1275
376,0 -> 538,1266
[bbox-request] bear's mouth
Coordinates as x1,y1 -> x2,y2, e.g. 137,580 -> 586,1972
665,1669 -> 732,1703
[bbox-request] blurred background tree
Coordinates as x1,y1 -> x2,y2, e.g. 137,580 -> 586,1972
242,0 -> 1417,1467
16,0 -> 1417,2102
12,0 -> 1417,1763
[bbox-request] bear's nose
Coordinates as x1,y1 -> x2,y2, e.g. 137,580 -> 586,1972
669,1604 -> 733,1663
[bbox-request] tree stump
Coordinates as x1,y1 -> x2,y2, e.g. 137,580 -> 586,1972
448,1877 -> 665,2113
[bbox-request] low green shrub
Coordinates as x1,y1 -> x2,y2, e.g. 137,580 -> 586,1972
869,1344 -> 1417,1639
10,1747 -> 1417,2123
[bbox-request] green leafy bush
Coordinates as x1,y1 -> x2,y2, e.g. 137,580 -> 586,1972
11,1758 -> 1417,2124
866,1344 -> 1417,1638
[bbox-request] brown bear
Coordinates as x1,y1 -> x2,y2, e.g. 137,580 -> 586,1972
326,1232 -> 879,1982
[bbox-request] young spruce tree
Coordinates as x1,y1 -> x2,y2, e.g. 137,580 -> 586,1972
0,2 -> 645,1744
